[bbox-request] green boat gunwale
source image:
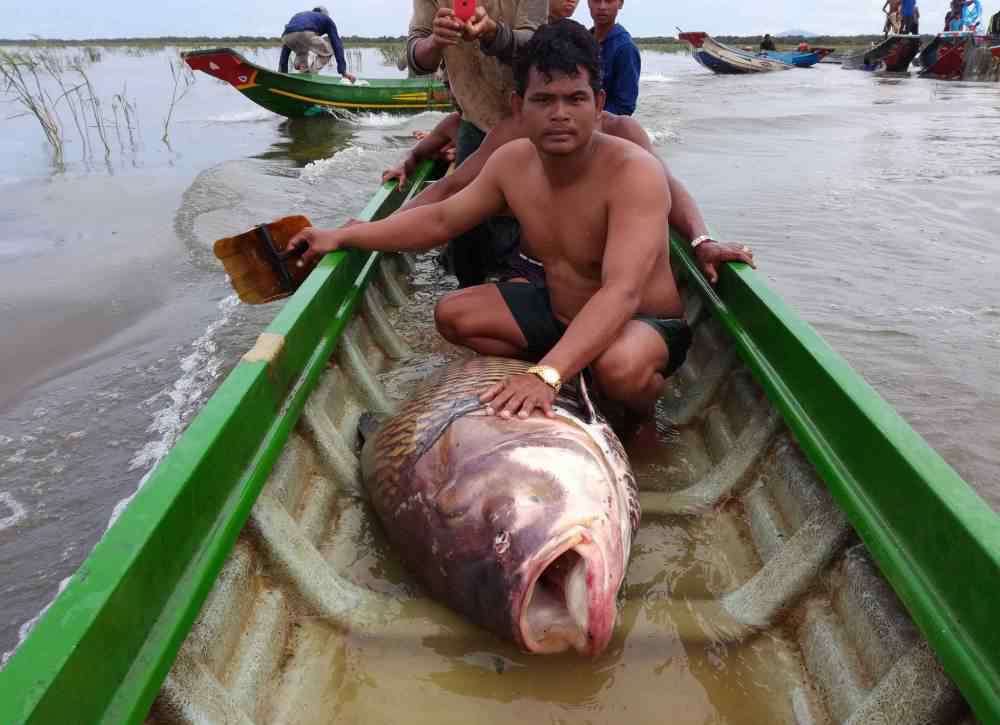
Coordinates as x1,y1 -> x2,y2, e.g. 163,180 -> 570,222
1,161 -> 998,724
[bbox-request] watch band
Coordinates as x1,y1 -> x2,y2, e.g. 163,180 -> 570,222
691,235 -> 713,249
525,365 -> 562,393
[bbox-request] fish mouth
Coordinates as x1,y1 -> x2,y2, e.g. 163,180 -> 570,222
516,527 -> 615,657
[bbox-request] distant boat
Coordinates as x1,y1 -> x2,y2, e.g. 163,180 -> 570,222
917,31 -> 1000,81
841,34 -> 922,72
182,48 -> 452,118
678,32 -> 795,74
758,49 -> 824,68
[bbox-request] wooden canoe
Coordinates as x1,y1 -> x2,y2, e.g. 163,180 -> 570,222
1,162 -> 998,724
182,48 -> 452,118
678,32 -> 796,74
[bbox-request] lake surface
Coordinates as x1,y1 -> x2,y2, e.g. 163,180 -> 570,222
1,45 -> 998,677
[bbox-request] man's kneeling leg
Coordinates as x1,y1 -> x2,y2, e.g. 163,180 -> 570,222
591,320 -> 679,416
434,284 -> 531,358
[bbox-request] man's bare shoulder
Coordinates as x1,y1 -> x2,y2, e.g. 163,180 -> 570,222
599,113 -> 653,152
595,133 -> 667,183
487,137 -> 537,170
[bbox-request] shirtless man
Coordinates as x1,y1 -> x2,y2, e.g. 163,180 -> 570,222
291,20 -> 697,418
391,67 -> 754,287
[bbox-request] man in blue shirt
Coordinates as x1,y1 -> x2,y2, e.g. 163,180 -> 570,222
900,0 -> 919,34
588,0 -> 640,115
278,6 -> 356,80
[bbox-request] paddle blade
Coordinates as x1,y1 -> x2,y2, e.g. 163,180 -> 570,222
213,216 -> 318,304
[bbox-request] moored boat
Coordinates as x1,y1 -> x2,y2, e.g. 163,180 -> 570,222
841,33 -> 923,72
918,31 -> 1000,80
182,47 -> 452,118
678,32 -> 795,74
1,162 -> 998,724
758,49 -> 823,68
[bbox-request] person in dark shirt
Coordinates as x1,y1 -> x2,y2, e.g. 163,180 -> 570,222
588,0 -> 640,116
989,8 -> 1000,34
278,6 -> 357,80
900,0 -> 919,33
760,34 -> 777,50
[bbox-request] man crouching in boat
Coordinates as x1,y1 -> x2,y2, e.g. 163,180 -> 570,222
291,20 -> 692,419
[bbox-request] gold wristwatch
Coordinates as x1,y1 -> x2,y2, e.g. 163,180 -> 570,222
526,365 -> 562,393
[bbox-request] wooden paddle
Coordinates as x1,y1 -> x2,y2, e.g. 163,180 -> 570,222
213,216 -> 318,304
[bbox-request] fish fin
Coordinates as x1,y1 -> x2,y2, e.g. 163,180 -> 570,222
357,411 -> 385,448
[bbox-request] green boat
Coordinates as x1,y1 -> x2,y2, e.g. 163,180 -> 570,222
1,162 -> 998,724
182,48 -> 452,118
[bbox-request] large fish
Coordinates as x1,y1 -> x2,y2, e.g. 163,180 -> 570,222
360,357 -> 640,656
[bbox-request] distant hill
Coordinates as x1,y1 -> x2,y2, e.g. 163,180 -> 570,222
777,29 -> 818,37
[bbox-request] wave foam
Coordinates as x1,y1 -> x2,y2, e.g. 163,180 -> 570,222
641,73 -> 675,83
300,146 -> 369,184
201,109 -> 274,124
115,294 -> 242,526
0,492 -> 27,531
1,576 -> 71,670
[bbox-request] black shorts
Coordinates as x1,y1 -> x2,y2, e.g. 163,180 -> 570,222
496,281 -> 692,377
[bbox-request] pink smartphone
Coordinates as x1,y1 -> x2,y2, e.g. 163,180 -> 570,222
453,0 -> 476,22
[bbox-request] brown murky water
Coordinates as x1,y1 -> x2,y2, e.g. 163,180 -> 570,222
2,47 -> 998,715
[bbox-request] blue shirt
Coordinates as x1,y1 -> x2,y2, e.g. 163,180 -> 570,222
901,0 -> 917,18
278,11 -> 347,75
595,24 -> 641,116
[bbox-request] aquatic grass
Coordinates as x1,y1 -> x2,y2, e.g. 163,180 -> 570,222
0,49 -> 65,164
378,44 -> 406,68
162,56 -> 194,144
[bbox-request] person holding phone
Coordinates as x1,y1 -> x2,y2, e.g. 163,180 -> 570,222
407,0 -> 548,288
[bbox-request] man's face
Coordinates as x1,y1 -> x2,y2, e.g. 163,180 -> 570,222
513,67 -> 605,156
548,0 -> 580,19
588,0 -> 623,26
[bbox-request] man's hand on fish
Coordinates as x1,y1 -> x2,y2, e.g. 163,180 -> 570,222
480,374 -> 557,420
695,240 -> 756,285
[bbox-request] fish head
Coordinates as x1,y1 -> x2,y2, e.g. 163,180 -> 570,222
437,414 -> 637,657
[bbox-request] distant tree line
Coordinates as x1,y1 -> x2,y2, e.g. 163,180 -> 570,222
1,33 -> 905,49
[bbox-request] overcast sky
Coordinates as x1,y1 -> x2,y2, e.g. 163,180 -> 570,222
0,0 -> 961,40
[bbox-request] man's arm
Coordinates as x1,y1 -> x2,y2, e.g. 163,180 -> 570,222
408,0 -> 463,74
473,0 -> 547,65
383,113 -> 462,188
279,46 -> 291,74
602,117 -> 755,282
540,156 -> 669,381
291,149 -> 515,261
401,117 -> 522,209
604,44 -> 641,116
326,19 -> 349,76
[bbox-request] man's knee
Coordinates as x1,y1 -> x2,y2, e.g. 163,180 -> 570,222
434,292 -> 472,343
592,345 -> 662,401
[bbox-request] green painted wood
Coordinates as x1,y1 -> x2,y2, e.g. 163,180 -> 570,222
669,232 -> 1000,725
182,48 -> 452,118
0,162 -> 439,725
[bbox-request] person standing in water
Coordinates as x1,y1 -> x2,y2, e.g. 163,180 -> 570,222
588,0 -> 640,116
278,6 -> 356,80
